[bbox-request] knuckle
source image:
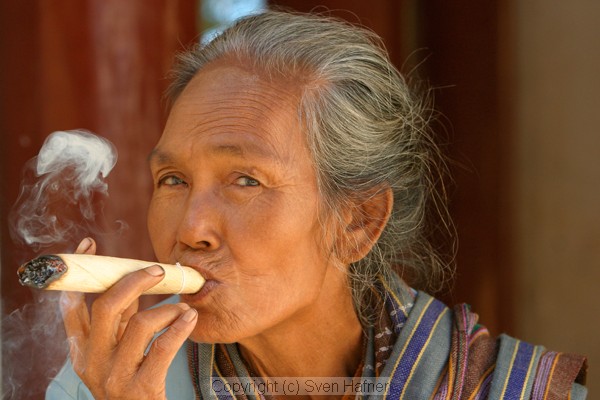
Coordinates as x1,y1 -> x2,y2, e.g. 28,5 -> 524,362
151,335 -> 173,355
138,378 -> 163,394
104,375 -> 120,396
105,373 -> 142,399
151,326 -> 183,355
166,319 -> 187,338
128,312 -> 152,332
105,373 -> 128,395
104,380 -> 121,398
128,311 -> 144,325
91,296 -> 115,317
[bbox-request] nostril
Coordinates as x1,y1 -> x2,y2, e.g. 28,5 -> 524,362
176,209 -> 220,250
197,240 -> 211,249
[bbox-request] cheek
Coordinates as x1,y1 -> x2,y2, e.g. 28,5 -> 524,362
238,197 -> 318,260
147,197 -> 177,256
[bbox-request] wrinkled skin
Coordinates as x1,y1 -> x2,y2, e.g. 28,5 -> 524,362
147,62 -> 345,346
61,61 -> 390,398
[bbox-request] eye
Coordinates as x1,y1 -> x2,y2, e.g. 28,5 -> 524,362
157,175 -> 187,187
234,176 -> 260,187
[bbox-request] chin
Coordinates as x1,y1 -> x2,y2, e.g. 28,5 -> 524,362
187,315 -> 247,344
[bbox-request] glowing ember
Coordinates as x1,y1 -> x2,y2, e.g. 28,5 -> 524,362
17,255 -> 67,289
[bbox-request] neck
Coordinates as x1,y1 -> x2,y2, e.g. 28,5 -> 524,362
238,267 -> 364,379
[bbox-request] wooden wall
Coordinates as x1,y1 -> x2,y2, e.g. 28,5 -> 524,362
0,1 -> 198,398
513,0 -> 599,394
417,1 -> 513,334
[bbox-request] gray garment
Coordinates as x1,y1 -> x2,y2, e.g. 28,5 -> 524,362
46,296 -> 195,399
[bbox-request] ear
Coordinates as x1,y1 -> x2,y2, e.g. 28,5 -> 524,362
338,186 -> 393,264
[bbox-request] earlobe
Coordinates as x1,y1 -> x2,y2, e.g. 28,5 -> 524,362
339,186 -> 393,264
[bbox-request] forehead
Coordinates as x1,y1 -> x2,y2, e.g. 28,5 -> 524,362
159,61 -> 304,152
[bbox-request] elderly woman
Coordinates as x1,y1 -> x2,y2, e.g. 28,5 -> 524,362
47,10 -> 586,400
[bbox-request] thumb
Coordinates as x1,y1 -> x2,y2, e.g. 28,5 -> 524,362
75,237 -> 97,255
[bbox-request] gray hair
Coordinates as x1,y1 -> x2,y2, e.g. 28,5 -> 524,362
167,10 -> 454,325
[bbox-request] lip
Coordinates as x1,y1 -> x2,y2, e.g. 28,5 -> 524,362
182,279 -> 220,303
177,259 -> 222,303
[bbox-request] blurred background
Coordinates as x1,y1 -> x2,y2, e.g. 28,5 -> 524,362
1,0 -> 598,398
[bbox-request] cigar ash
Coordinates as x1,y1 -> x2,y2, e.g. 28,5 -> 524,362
17,255 -> 67,289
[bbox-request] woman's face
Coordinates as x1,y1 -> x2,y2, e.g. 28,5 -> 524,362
148,62 -> 346,343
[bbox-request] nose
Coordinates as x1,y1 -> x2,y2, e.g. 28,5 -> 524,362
176,191 -> 222,252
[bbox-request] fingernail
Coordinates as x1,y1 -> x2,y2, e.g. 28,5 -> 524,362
76,238 -> 93,253
145,265 -> 165,276
182,308 -> 197,322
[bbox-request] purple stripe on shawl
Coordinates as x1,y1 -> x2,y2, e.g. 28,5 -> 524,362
432,369 -> 449,400
472,372 -> 493,400
530,351 -> 558,400
453,304 -> 474,399
387,298 -> 447,398
504,340 -> 536,399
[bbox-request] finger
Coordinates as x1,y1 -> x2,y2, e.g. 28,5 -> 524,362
60,291 -> 91,372
61,291 -> 90,339
111,303 -> 192,379
75,237 -> 97,255
117,299 -> 139,341
140,306 -> 198,380
88,265 -> 166,356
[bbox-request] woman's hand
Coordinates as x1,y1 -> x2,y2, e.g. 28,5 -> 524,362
60,238 -> 198,399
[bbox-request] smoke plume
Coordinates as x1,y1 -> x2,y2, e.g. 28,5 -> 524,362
3,130 -> 118,399
9,129 -> 117,250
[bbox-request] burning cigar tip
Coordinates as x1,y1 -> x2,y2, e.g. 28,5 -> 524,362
18,254 -> 68,289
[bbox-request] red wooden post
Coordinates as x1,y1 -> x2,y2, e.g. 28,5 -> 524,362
0,1 -> 198,398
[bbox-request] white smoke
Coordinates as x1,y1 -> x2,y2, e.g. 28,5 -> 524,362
2,293 -> 67,400
9,130 -> 117,249
3,130 -> 118,399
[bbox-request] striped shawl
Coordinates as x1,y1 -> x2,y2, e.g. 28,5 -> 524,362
188,274 -> 587,399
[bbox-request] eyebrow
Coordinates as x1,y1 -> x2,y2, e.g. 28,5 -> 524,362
147,148 -> 174,165
148,142 -> 277,166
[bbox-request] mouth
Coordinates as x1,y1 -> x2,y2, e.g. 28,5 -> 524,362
177,259 -> 223,303
182,279 -> 220,303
